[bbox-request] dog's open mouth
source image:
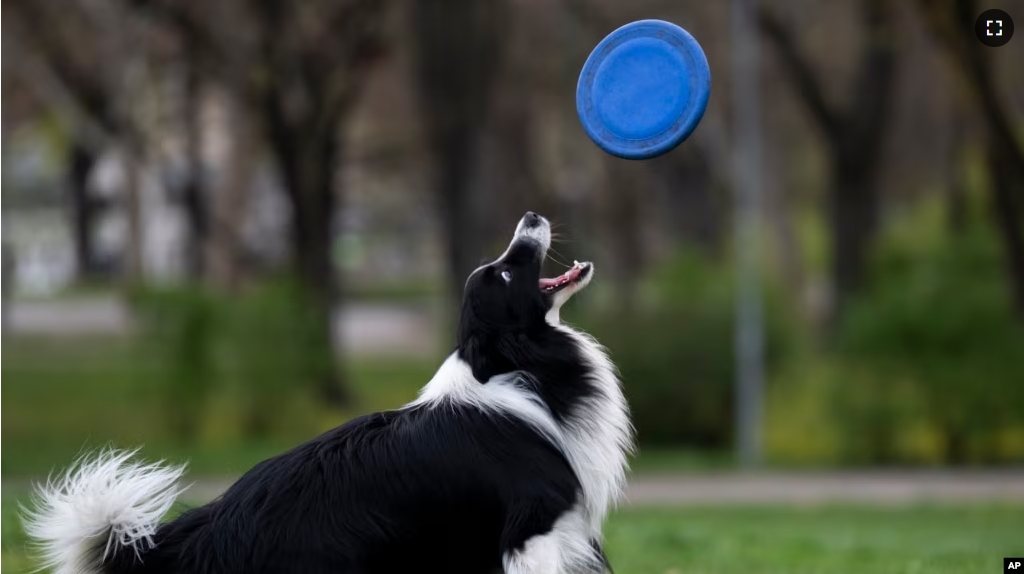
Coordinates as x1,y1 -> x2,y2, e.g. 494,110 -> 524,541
539,260 -> 592,293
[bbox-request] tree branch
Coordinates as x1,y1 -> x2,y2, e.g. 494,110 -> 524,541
3,32 -> 112,148
314,0 -> 388,138
847,0 -> 897,155
914,0 -> 1024,174
758,6 -> 841,138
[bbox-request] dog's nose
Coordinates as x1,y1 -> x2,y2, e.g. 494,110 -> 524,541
523,211 -> 542,228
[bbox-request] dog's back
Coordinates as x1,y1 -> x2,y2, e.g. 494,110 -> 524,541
52,406 -> 579,574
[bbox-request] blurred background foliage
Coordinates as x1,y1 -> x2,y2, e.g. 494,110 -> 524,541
768,195 -> 1024,465
2,0 -> 1023,482
572,250 -> 798,449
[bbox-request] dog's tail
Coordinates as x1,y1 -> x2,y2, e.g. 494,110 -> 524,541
22,448 -> 186,574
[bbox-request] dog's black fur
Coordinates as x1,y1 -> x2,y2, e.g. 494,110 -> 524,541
105,407 -> 581,573
32,213 -> 626,574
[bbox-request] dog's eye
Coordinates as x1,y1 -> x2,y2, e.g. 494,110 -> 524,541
501,270 -> 512,283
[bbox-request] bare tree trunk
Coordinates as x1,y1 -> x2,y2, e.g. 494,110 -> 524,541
289,150 -> 336,317
239,0 -> 384,408
68,138 -> 100,280
487,73 -> 559,229
604,161 -> 645,311
434,134 -> 485,308
412,0 -> 505,310
123,147 -> 144,283
831,156 -> 879,302
267,111 -> 351,406
181,50 -> 208,280
647,148 -> 723,254
206,99 -> 252,291
760,0 -> 895,318
963,28 -> 1024,319
763,148 -> 804,297
915,0 -> 1024,317
945,104 -> 969,234
988,140 -> 1024,318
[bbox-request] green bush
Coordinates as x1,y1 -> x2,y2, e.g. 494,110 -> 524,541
572,252 -> 795,448
217,281 -> 333,438
132,279 -> 332,443
835,224 -> 1024,464
133,286 -> 217,442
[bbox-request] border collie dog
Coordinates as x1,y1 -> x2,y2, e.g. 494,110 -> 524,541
25,212 -> 634,574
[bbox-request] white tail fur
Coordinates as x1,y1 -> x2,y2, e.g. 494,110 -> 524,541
21,449 -> 187,574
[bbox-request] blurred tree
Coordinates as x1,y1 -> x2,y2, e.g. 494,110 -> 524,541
177,32 -> 209,280
915,0 -> 1024,319
411,0 -> 506,309
68,140 -> 103,279
759,0 -> 896,319
130,9 -> 210,280
134,5 -> 256,290
647,149 -> 724,255
5,0 -> 149,281
204,99 -> 255,292
143,0 -> 389,404
604,162 -> 648,307
943,101 -> 971,235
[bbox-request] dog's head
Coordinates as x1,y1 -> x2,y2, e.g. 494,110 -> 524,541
457,212 -> 593,381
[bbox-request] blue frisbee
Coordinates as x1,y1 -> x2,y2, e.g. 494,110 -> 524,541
577,20 -> 711,160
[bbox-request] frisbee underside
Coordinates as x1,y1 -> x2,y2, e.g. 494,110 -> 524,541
577,20 -> 711,160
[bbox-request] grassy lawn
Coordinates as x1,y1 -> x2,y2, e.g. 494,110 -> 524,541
3,496 -> 1021,573
605,504 -> 1024,573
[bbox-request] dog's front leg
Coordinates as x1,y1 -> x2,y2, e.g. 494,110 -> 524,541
501,506 -> 605,574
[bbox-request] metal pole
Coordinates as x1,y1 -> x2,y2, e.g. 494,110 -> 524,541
731,0 -> 765,467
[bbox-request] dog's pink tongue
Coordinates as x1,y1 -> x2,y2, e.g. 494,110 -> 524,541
539,267 -> 581,289
539,277 -> 560,289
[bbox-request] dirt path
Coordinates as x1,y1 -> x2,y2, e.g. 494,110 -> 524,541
621,470 -> 1024,506
13,470 -> 1010,507
3,297 -> 439,357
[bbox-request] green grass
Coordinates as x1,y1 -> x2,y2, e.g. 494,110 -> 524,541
1,496 -> 32,574
4,496 -> 1021,573
604,504 -> 1024,573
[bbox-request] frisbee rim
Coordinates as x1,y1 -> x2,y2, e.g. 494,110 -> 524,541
576,19 -> 711,160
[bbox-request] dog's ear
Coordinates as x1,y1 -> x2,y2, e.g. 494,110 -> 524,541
457,302 -> 490,382
456,282 -> 517,382
458,332 -> 515,383
459,335 -> 491,383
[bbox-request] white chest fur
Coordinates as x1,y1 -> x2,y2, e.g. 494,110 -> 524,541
412,330 -> 634,536
550,324 -> 634,532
